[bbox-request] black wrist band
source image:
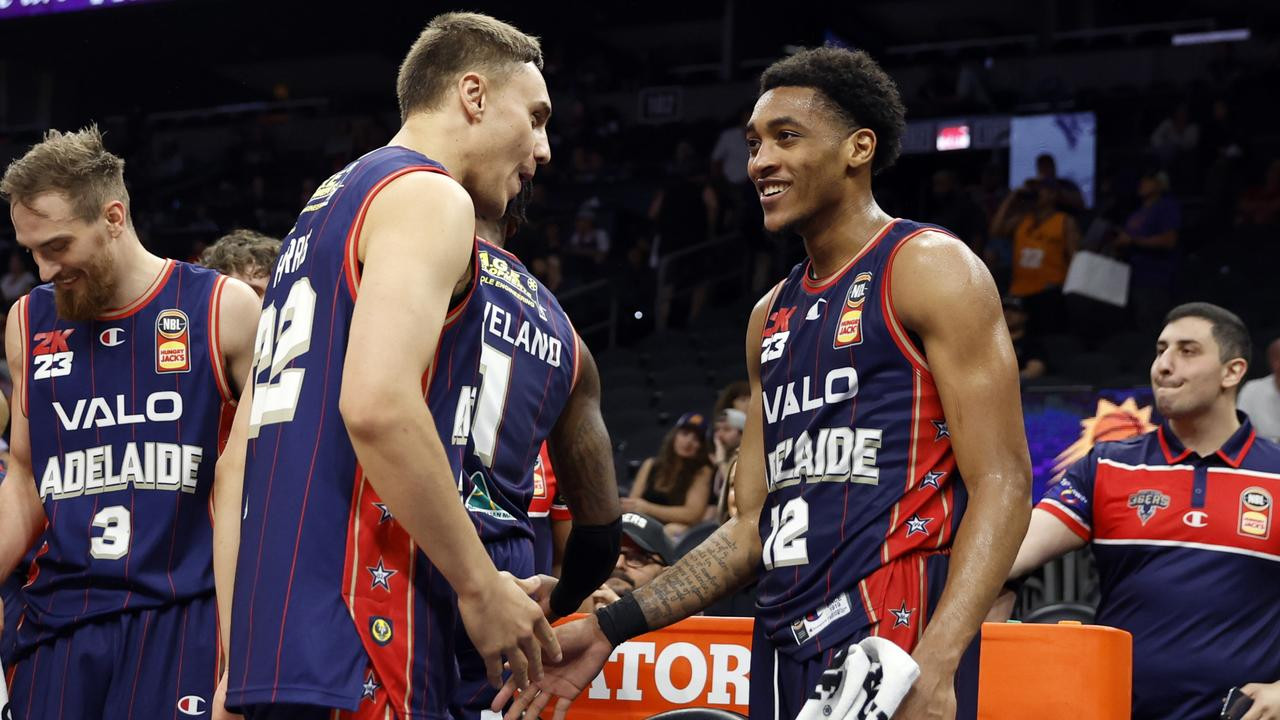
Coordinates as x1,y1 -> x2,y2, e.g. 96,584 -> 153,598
594,592 -> 649,647
549,518 -> 622,618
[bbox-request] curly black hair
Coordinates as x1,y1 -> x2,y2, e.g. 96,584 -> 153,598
759,46 -> 906,175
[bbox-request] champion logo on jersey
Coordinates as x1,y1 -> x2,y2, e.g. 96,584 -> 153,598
805,298 -> 828,321
1128,489 -> 1170,525
176,695 -> 206,716
99,327 -> 125,347
154,308 -> 191,374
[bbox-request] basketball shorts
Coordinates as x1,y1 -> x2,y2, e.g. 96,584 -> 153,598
451,537 -> 535,719
6,593 -> 218,720
750,551 -> 980,720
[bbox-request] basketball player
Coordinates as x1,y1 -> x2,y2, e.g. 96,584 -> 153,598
496,46 -> 1032,720
446,188 -> 612,720
215,12 -> 620,719
199,228 -> 282,298
0,126 -> 261,719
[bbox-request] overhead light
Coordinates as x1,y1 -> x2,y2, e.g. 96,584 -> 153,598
1171,28 -> 1250,46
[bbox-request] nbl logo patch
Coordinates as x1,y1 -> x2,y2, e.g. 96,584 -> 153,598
833,272 -> 873,349
1127,489 -> 1170,525
155,309 -> 191,374
1239,486 -> 1272,539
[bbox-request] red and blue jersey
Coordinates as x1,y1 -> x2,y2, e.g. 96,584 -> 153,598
755,219 -> 966,661
229,145 -> 578,716
15,261 -> 235,654
528,444 -> 573,575
1039,416 -> 1280,719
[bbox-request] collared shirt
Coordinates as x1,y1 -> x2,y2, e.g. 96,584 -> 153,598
1039,416 -> 1280,719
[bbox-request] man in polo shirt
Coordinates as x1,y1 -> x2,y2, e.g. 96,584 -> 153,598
1000,302 -> 1280,719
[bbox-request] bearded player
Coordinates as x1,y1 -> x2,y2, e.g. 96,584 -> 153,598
0,126 -> 260,719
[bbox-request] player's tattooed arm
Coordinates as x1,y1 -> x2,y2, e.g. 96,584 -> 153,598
630,287 -> 774,627
547,339 -> 620,526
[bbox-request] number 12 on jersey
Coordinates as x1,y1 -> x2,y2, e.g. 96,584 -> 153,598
763,496 -> 809,569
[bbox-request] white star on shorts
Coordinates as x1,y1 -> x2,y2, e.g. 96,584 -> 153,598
891,601 -> 914,628
362,671 -> 380,700
905,514 -> 933,537
367,558 -> 398,591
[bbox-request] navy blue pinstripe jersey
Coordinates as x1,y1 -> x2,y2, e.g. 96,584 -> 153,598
16,261 -> 234,654
755,219 -> 968,660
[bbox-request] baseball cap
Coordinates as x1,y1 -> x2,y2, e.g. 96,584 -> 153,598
675,411 -> 707,434
621,512 -> 674,565
718,408 -> 746,431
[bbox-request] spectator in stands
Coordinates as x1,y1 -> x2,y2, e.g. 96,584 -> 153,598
577,512 -> 672,612
1116,170 -> 1180,331
1034,153 -> 1085,214
992,179 -> 1078,331
1150,102 -> 1200,168
623,411 -> 713,536
1002,296 -> 1047,380
198,228 -> 282,297
921,169 -> 988,256
1236,158 -> 1280,227
711,105 -> 772,292
1,250 -> 36,306
650,139 -> 718,328
1239,338 -> 1280,441
565,205 -> 610,277
713,380 -> 750,417
994,303 -> 1280,718
707,408 -> 745,520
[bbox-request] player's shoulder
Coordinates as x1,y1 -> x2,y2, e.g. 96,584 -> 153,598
892,218 -> 969,258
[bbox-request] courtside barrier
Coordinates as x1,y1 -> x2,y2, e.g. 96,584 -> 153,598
977,621 -> 1131,719
552,616 -> 1131,719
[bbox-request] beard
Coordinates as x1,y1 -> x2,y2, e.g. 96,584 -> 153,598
54,251 -> 117,323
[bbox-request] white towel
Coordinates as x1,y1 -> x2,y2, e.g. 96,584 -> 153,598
794,637 -> 921,720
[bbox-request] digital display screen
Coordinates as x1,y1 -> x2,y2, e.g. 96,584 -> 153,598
0,0 -> 165,21
936,124 -> 971,151
1022,386 -> 1159,501
1009,112 -> 1097,207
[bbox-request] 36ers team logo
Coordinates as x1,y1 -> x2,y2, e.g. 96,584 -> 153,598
1238,486 -> 1272,539
1127,489 -> 1170,525
833,272 -> 873,349
155,308 -> 191,374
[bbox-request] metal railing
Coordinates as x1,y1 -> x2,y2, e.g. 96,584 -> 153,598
652,232 -> 750,331
557,278 -> 619,350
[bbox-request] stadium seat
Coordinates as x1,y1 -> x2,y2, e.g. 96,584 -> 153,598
1024,602 -> 1097,624
673,521 -> 718,558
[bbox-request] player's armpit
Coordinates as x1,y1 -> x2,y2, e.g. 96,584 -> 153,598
0,300 -> 46,582
890,232 -> 1032,669
215,276 -> 263,398
546,339 -> 621,527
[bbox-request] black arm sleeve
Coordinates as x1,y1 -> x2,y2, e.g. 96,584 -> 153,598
548,518 -> 622,618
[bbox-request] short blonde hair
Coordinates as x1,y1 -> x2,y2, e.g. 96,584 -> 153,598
396,12 -> 543,122
0,125 -> 130,224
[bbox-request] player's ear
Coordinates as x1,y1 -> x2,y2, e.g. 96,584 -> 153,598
1223,357 -> 1248,392
458,72 -> 487,122
103,200 -> 128,238
846,127 -> 877,173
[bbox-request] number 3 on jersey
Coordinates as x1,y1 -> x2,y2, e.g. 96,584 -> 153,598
763,496 -> 809,569
249,278 -> 317,438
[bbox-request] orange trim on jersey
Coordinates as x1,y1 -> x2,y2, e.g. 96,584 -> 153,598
569,331 -> 583,392
880,229 -> 942,375
208,275 -> 236,404
98,259 -> 175,321
17,294 -> 29,418
800,218 -> 898,293
342,165 -> 453,299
